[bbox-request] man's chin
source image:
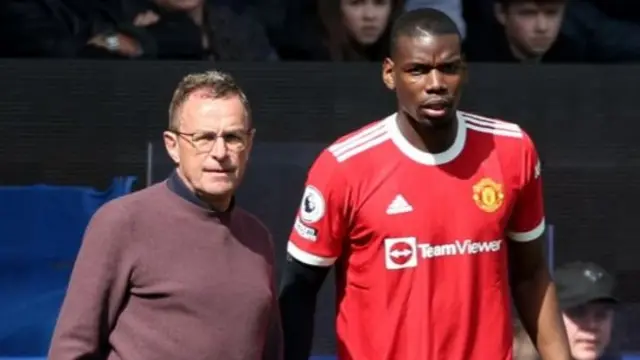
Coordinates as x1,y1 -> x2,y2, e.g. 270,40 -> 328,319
202,180 -> 233,192
526,46 -> 551,58
573,343 -> 602,360
199,174 -> 236,195
414,113 -> 455,130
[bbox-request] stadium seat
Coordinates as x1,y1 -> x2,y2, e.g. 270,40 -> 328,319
0,177 -> 136,356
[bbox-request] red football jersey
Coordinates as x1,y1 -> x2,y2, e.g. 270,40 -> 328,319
288,111 -> 545,360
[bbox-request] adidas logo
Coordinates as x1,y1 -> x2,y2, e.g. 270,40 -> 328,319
386,194 -> 413,215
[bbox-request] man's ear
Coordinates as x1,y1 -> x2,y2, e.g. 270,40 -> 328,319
382,57 -> 396,90
163,130 -> 180,164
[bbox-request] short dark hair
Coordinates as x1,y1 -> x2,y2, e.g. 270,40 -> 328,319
390,8 -> 461,56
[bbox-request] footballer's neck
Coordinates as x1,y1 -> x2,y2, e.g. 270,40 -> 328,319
398,111 -> 458,154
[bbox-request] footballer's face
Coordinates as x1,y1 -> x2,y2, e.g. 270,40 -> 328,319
382,33 -> 466,129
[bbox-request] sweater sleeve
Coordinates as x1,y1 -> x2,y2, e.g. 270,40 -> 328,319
263,232 -> 284,360
48,200 -> 135,359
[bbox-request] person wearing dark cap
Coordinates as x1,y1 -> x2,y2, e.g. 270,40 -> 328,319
555,261 -> 618,360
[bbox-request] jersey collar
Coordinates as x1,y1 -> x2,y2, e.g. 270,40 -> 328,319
386,111 -> 466,166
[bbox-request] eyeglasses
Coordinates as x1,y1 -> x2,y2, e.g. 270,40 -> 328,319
171,129 -> 252,153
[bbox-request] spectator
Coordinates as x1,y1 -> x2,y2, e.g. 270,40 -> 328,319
404,0 -> 465,38
511,261 -> 620,360
275,0 -> 405,61
465,0 -> 584,62
560,0 -> 640,62
88,0 -> 277,60
555,261 -> 620,360
0,0 -> 123,57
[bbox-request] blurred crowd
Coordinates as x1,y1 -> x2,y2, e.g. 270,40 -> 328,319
1,0 -> 639,62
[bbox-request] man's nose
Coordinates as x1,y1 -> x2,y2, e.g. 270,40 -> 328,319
425,70 -> 446,93
580,313 -> 602,331
209,137 -> 228,159
534,14 -> 551,33
362,4 -> 376,19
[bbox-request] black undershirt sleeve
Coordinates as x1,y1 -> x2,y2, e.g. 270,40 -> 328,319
278,255 -> 331,360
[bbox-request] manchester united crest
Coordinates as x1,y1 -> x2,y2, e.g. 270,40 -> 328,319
472,178 -> 504,213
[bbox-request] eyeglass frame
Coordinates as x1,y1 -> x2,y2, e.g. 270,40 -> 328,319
169,128 -> 254,153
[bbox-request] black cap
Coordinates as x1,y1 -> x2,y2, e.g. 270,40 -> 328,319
554,261 -> 618,310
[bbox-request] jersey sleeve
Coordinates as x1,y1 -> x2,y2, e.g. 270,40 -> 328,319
287,150 -> 350,267
507,132 -> 545,242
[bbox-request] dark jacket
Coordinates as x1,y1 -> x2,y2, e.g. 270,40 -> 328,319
121,2 -> 277,60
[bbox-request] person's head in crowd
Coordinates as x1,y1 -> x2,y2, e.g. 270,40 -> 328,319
164,70 -> 255,211
318,0 -> 405,61
513,317 -> 539,360
493,0 -> 567,61
555,261 -> 617,360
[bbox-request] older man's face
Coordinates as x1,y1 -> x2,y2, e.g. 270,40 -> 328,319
164,90 -> 253,208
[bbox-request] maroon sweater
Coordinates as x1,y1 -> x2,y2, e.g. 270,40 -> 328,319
49,173 -> 282,360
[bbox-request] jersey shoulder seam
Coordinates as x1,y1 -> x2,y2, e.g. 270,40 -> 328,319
326,120 -> 390,163
460,111 -> 523,139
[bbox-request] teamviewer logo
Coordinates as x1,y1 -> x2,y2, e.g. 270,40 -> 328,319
384,237 -> 418,270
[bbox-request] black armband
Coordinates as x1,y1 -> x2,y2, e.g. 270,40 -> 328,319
278,256 -> 330,360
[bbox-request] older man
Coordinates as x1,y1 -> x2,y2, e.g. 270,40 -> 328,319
49,70 -> 282,360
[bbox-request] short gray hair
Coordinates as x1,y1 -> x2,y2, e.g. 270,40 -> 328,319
168,70 -> 251,130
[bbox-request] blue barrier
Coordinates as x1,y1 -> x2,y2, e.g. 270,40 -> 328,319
0,177 -> 136,356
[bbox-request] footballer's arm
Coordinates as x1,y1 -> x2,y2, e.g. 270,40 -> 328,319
280,149 -> 350,360
508,238 -> 571,360
279,257 -> 331,360
507,134 -> 571,360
